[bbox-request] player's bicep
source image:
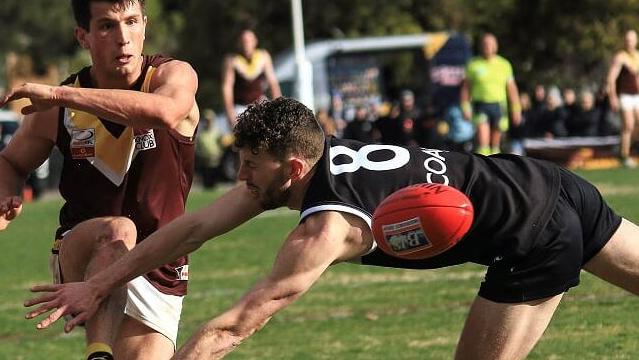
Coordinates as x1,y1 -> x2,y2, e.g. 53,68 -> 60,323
149,61 -> 198,115
263,53 -> 278,82
222,58 -> 235,91
607,55 -> 624,81
267,213 -> 352,295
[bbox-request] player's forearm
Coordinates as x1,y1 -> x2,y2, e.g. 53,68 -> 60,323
222,87 -> 235,117
0,154 -> 27,198
174,322 -> 245,360
506,82 -> 521,112
88,213 -> 207,298
175,304 -> 274,359
56,86 -> 186,129
269,80 -> 282,99
460,80 -> 471,102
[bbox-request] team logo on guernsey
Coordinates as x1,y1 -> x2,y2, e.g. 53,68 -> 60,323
134,129 -> 157,151
175,265 -> 189,281
71,128 -> 96,159
381,217 -> 432,255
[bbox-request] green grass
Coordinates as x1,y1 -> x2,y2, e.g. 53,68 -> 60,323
2,169 -> 639,359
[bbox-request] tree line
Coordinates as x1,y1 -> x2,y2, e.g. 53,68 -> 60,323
2,0 -> 639,108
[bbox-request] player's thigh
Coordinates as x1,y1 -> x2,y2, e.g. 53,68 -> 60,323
58,216 -> 137,282
583,218 -> 639,295
114,316 -> 174,360
455,294 -> 563,360
632,106 -> 639,128
620,108 -> 636,130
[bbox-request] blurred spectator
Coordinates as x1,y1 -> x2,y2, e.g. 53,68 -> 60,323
316,109 -> 338,137
566,90 -> 601,137
606,29 -> 639,167
343,105 -> 375,143
374,90 -> 419,146
195,110 -> 224,188
532,84 -> 547,111
414,105 -> 445,149
222,28 -> 281,127
526,84 -> 546,130
442,105 -> 475,152
530,87 -> 569,138
461,33 -> 522,155
330,92 -> 347,137
508,92 -> 531,155
562,87 -> 578,128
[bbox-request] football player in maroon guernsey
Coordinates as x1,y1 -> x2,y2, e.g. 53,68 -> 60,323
1,1 -> 199,359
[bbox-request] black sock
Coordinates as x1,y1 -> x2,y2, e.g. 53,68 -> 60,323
87,351 -> 114,360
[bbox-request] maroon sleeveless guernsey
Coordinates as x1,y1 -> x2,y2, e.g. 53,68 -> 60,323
232,49 -> 268,105
616,52 -> 639,95
54,55 -> 194,296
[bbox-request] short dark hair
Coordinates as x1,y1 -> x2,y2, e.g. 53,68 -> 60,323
71,0 -> 146,30
234,97 -> 325,162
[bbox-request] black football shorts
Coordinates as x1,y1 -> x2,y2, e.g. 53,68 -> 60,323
478,168 -> 622,303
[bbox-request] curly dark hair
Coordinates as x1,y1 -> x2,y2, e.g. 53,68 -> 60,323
234,97 -> 325,162
71,0 -> 146,30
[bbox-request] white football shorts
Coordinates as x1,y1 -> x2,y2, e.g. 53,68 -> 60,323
49,253 -> 183,348
619,93 -> 639,111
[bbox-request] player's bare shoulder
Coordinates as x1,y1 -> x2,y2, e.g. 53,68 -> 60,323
151,60 -> 200,136
302,211 -> 375,263
612,50 -> 630,66
151,60 -> 199,91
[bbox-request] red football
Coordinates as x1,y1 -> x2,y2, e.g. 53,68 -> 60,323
372,183 -> 474,260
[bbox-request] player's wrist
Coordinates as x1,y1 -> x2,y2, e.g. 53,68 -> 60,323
87,277 -> 112,300
51,85 -> 68,104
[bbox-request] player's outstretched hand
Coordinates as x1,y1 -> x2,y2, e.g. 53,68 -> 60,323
0,196 -> 23,231
1,83 -> 59,114
24,282 -> 103,332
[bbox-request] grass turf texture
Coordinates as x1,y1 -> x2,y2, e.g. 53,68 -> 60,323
1,168 -> 638,359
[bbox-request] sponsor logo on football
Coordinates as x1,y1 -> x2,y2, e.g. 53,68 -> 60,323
134,129 -> 157,151
71,128 -> 96,158
175,265 -> 189,280
382,217 -> 431,254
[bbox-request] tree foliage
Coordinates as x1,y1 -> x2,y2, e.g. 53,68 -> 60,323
3,0 -> 639,106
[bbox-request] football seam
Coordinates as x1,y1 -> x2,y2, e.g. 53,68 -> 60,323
373,204 -> 473,219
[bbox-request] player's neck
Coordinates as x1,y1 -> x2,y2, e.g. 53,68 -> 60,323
90,60 -> 143,89
241,49 -> 255,59
286,163 -> 317,211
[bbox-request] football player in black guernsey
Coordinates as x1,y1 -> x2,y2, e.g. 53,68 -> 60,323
25,97 -> 639,360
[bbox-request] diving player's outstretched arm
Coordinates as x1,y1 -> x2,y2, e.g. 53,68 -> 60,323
24,184 -> 263,331
173,211 -> 369,360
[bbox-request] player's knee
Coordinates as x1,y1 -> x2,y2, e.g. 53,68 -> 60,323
97,217 -> 137,250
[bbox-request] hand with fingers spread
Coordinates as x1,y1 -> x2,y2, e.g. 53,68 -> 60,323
0,196 -> 23,231
24,281 -> 104,333
1,83 -> 61,115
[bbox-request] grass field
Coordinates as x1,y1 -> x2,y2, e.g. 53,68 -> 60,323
1,168 -> 639,359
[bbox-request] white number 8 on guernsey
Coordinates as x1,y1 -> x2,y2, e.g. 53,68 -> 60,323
329,145 -> 410,175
